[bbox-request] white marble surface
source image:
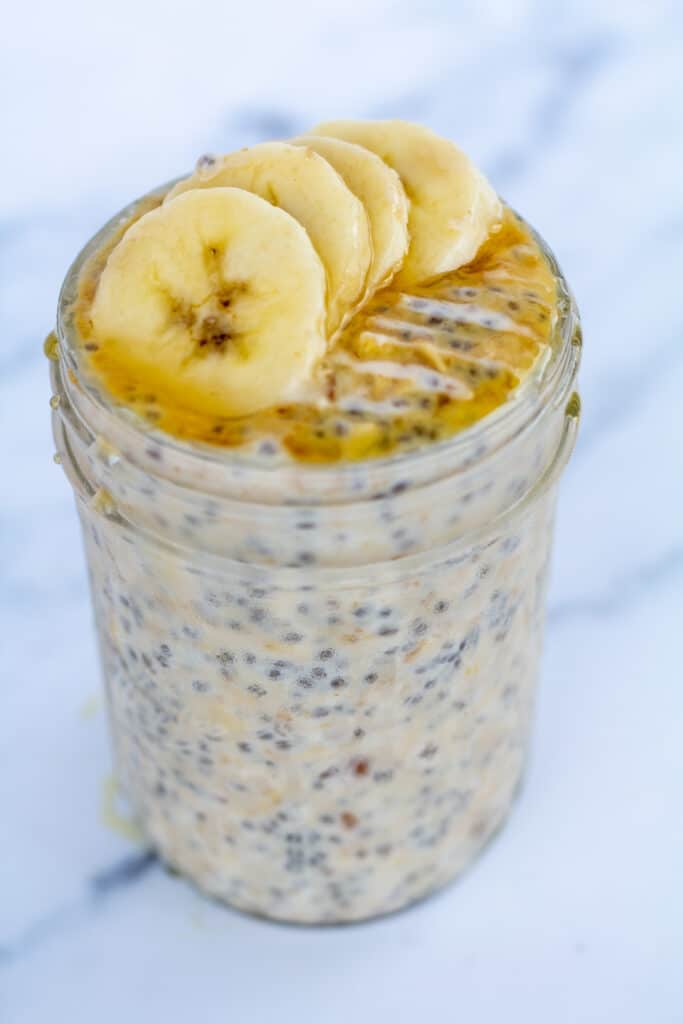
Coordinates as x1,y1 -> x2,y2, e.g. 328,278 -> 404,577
2,1 -> 682,1020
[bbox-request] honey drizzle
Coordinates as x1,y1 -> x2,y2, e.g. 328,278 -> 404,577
73,206 -> 557,462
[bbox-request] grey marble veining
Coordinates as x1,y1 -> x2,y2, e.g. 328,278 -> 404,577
1,2 -> 682,1021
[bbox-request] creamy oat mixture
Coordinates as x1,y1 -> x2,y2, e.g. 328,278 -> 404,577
51,120 -> 579,922
78,485 -> 558,922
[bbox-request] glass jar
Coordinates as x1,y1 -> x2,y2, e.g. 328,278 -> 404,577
49,191 -> 581,924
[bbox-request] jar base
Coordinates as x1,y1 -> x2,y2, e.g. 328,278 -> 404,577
143,773 -> 527,928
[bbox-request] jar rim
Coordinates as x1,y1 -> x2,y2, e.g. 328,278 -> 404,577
52,385 -> 580,583
56,181 -> 580,499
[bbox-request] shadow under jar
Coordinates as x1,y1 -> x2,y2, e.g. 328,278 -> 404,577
49,194 -> 581,924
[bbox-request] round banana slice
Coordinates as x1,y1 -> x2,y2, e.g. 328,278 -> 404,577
291,134 -> 408,295
90,187 -> 327,418
167,142 -> 372,335
312,119 -> 502,286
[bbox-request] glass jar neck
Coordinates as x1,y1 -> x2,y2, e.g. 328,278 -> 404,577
51,188 -> 581,571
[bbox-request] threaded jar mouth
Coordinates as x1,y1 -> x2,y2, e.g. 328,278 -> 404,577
50,184 -> 581,572
52,380 -> 580,584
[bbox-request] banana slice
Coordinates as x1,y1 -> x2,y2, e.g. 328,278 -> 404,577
90,187 -> 327,418
167,142 -> 372,335
291,134 -> 408,295
311,119 -> 502,286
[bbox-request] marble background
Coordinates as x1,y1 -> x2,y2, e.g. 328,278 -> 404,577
1,1 -> 682,1020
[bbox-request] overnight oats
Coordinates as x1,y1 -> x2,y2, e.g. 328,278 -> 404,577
49,120 -> 581,923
